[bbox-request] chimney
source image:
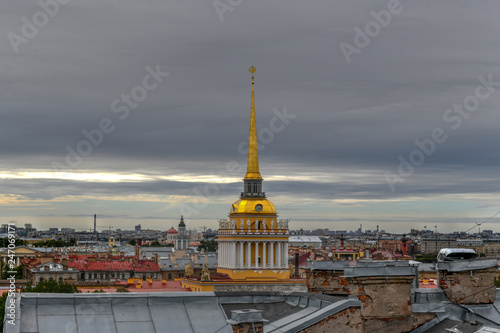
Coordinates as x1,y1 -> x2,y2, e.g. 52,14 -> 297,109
137,238 -> 143,247
340,234 -> 345,250
437,258 -> 497,304
227,310 -> 267,332
94,214 -> 96,234
402,234 -> 407,256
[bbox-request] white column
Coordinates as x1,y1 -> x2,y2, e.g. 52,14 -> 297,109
226,242 -> 229,267
247,242 -> 251,268
239,242 -> 244,268
284,243 -> 288,267
223,242 -> 227,267
277,242 -> 281,268
220,242 -> 223,267
262,242 -> 267,268
270,242 -> 274,268
255,242 -> 259,268
232,242 -> 236,268
282,243 -> 286,268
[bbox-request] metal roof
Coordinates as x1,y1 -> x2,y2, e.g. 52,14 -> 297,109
5,292 -> 361,333
436,259 -> 498,272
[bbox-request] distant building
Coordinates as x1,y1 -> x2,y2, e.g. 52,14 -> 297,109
174,216 -> 189,250
420,237 -> 457,254
135,224 -> 141,232
166,226 -> 177,243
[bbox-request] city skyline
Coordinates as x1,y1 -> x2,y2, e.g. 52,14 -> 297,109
2,1 -> 500,233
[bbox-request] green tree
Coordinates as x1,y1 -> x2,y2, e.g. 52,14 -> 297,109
197,239 -> 218,252
0,238 -> 26,247
115,287 -> 130,292
0,291 -> 9,330
128,239 -> 137,246
22,280 -> 80,293
1,262 -> 23,280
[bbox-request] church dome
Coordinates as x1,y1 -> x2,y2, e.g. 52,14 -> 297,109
167,227 -> 178,234
230,198 -> 276,215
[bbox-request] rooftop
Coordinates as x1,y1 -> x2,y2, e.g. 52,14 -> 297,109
5,291 -> 361,333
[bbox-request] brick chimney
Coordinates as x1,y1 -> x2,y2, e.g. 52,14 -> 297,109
401,234 -> 407,256
437,258 -> 497,304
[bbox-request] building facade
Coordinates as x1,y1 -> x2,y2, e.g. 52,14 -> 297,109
174,216 -> 189,250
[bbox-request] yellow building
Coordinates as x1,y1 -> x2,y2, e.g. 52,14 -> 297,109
182,67 -> 305,292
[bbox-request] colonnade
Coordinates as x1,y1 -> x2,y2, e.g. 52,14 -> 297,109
218,240 -> 288,269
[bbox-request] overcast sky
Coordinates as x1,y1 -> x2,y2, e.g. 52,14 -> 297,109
1,0 -> 500,234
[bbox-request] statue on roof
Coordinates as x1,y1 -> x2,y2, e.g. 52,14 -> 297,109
201,263 -> 210,281
185,261 -> 194,277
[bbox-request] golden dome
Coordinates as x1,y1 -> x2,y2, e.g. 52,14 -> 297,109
230,198 -> 276,215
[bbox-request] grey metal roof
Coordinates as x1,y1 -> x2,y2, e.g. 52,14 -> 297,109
306,259 -> 415,272
305,260 -> 349,271
5,291 -> 359,333
343,265 -> 416,278
436,259 -> 498,272
410,289 -> 500,332
140,247 -> 174,258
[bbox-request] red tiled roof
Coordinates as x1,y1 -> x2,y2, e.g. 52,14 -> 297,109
134,259 -> 160,272
68,260 -> 134,271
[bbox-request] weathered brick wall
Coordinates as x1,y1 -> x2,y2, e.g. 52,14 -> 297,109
231,322 -> 264,333
439,267 -> 497,304
306,270 -> 354,295
305,269 -> 435,332
298,307 -> 363,333
363,313 -> 435,333
351,276 -> 414,318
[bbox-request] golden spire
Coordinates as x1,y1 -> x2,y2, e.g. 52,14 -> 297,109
245,66 -> 262,180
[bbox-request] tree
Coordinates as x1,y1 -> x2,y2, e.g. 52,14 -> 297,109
0,291 -> 9,330
198,239 -> 218,252
128,239 -> 137,246
22,280 -> 80,293
115,287 -> 130,292
1,262 -> 23,280
0,238 -> 26,247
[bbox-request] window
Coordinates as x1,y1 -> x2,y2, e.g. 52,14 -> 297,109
80,273 -> 85,280
59,277 -> 63,283
168,274 -> 172,280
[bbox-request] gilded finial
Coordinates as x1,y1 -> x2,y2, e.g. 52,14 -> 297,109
249,66 -> 255,83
